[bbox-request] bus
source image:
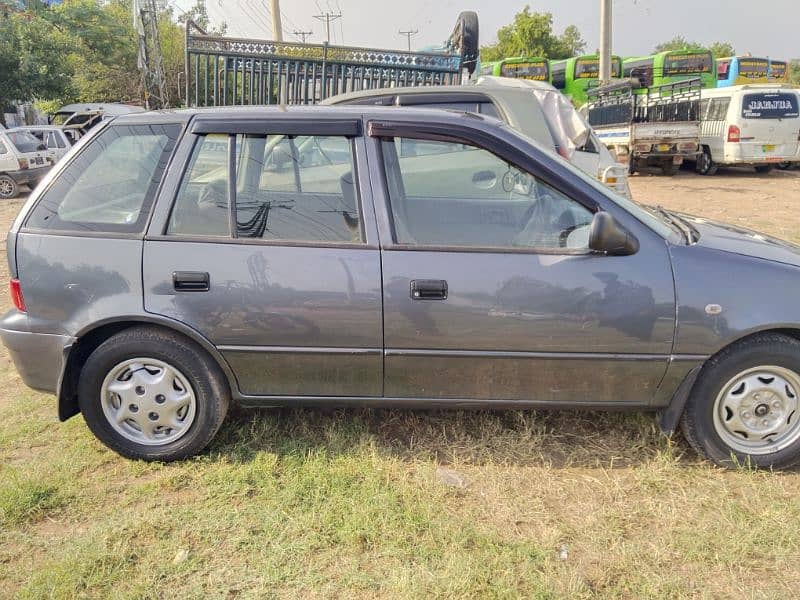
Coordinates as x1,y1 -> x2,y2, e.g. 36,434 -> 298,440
716,56 -> 775,86
769,59 -> 789,83
549,54 -> 622,106
478,56 -> 550,81
623,50 -> 716,90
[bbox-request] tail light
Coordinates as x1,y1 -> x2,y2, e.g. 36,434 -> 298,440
17,158 -> 29,170
9,279 -> 26,312
727,125 -> 741,143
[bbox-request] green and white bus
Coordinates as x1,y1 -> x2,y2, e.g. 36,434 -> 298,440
478,57 -> 550,81
549,54 -> 622,106
623,50 -> 716,90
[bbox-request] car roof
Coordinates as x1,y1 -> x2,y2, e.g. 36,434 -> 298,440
54,103 -> 146,115
701,84 -> 798,97
9,125 -> 64,131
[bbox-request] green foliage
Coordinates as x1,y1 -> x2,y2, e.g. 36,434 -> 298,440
790,60 -> 800,85
654,36 -> 735,58
0,12 -> 74,123
480,6 -> 586,63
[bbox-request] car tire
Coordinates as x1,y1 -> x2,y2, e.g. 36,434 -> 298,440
695,148 -> 717,176
755,165 -> 774,174
0,175 -> 19,199
681,333 -> 800,469
78,326 -> 229,461
777,162 -> 792,170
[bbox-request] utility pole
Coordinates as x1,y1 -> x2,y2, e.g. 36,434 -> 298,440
398,29 -> 418,52
313,11 -> 341,44
599,0 -> 612,83
293,30 -> 313,43
134,0 -> 168,110
270,0 -> 283,41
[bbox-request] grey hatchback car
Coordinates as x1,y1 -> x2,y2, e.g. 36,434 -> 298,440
4,105 -> 800,468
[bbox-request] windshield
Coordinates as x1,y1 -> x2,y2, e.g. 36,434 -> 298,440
7,131 -> 43,153
501,61 -> 549,81
575,57 -> 621,79
738,58 -> 769,79
50,112 -> 72,126
664,52 -> 712,75
741,92 -> 799,119
771,61 -> 788,79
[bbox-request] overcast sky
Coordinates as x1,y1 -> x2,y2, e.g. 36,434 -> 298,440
176,0 -> 799,60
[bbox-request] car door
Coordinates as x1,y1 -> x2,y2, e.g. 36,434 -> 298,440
143,117 -> 383,398
367,119 -> 677,405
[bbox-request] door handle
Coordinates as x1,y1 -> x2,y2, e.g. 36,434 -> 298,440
410,279 -> 448,300
173,271 -> 210,292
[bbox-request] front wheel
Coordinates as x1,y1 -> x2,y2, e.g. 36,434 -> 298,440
78,327 -> 229,461
681,333 -> 800,469
0,175 -> 19,199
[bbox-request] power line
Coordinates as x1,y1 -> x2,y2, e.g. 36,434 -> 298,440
398,28 -> 418,52
293,29 -> 313,43
313,11 -> 341,44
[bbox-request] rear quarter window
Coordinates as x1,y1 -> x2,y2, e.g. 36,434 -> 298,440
741,92 -> 799,119
25,123 -> 182,233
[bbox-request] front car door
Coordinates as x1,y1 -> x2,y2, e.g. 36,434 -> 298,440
365,116 -> 678,406
143,115 -> 383,399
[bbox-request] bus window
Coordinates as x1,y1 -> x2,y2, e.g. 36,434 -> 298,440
551,62 -> 567,90
717,59 -> 731,81
738,58 -> 769,80
624,59 -> 654,87
500,60 -> 548,81
664,52 -> 712,75
770,60 -> 788,82
575,57 -> 601,79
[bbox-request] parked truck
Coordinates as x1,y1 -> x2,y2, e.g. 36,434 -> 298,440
584,77 -> 702,175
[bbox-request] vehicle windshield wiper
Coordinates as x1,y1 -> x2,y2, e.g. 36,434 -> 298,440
654,206 -> 695,243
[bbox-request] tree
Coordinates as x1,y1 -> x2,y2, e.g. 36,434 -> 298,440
480,6 -> 585,63
654,36 -> 734,58
0,12 -> 74,125
790,60 -> 800,85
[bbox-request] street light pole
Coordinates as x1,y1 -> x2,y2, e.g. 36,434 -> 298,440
599,0 -> 612,82
270,0 -> 283,41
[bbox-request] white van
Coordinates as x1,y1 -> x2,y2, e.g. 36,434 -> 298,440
696,85 -> 800,175
0,129 -> 52,199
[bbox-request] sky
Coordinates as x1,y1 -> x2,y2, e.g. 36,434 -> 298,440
174,0 -> 800,60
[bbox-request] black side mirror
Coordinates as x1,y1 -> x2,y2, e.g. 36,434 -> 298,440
589,211 -> 639,256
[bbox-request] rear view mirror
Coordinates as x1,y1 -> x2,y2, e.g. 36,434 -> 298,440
589,212 -> 639,256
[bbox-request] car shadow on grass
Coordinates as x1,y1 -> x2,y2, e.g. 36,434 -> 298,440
207,406 -> 696,469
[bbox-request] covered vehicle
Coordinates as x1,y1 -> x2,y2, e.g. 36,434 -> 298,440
7,106 -> 800,470
324,76 -> 631,197
0,129 -> 52,199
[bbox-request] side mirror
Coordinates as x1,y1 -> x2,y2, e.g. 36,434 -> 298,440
588,211 -> 639,256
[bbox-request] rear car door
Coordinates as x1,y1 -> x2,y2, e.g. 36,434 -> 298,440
143,116 -> 383,399
367,119 -> 677,405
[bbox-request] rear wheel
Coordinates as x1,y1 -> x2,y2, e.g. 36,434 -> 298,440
681,333 -> 800,469
78,327 -> 229,461
755,165 -> 774,174
0,175 -> 19,199
695,148 -> 717,176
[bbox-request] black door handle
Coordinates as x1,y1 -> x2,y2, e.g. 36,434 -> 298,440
410,279 -> 448,300
173,271 -> 210,292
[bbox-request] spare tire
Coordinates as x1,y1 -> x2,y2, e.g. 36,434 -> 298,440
449,11 -> 479,74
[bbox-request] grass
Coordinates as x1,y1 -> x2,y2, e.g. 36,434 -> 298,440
3,172 -> 800,597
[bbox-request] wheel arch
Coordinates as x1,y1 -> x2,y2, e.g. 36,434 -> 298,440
58,315 -> 239,421
659,327 -> 800,435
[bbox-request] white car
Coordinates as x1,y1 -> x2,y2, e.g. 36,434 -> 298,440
10,126 -> 72,164
696,84 -> 800,175
0,129 -> 52,199
324,76 -> 632,197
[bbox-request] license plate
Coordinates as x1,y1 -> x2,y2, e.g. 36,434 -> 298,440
656,144 -> 672,152
762,144 -> 776,152
35,156 -> 43,165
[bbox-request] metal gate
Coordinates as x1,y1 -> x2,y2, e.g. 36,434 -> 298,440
184,19 -> 475,107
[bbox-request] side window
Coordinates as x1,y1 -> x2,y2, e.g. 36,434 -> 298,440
0,140 -> 6,154
381,137 -> 593,251
168,133 -> 231,237
708,98 -> 731,121
169,133 -> 362,243
26,124 -> 181,233
699,99 -> 710,120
